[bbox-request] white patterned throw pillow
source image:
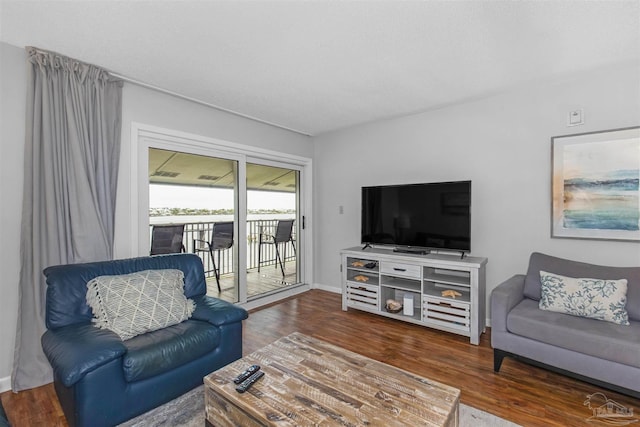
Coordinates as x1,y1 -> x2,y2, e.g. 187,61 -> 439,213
86,269 -> 195,340
539,271 -> 629,325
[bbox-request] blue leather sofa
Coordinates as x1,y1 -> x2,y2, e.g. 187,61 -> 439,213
0,399 -> 9,427
41,254 -> 248,427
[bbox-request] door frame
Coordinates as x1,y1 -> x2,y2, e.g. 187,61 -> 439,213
129,122 -> 313,307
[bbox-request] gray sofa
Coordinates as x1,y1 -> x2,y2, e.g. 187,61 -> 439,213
491,252 -> 640,398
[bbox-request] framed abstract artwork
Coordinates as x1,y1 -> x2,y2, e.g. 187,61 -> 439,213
551,126 -> 640,241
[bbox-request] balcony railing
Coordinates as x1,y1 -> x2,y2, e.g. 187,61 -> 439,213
150,219 -> 296,279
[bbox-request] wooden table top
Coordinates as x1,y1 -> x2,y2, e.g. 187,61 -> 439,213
204,332 -> 460,426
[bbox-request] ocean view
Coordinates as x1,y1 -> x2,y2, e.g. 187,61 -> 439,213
149,213 -> 295,225
563,171 -> 639,231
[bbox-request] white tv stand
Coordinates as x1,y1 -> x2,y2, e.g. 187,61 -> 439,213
341,246 -> 487,345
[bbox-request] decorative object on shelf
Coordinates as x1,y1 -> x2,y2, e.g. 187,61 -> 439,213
551,126 -> 640,242
403,294 -> 415,316
354,275 -> 369,282
351,261 -> 365,267
441,289 -> 462,299
385,299 -> 403,313
365,262 -> 378,269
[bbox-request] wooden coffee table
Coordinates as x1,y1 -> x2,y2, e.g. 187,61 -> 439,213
204,332 -> 460,426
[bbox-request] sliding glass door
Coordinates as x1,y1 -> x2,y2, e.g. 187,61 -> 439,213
148,147 -> 240,302
142,139 -> 307,306
246,162 -> 300,300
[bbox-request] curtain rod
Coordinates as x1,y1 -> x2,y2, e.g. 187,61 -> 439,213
108,71 -> 311,137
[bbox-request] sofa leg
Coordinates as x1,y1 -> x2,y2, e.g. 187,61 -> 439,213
494,349 -> 506,372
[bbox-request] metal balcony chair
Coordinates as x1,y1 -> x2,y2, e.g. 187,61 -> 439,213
193,221 -> 234,292
258,219 -> 295,277
150,224 -> 185,255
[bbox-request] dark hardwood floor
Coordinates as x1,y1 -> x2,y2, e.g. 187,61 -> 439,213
2,289 -> 637,426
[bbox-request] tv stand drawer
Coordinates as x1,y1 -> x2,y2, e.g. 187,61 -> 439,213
423,296 -> 471,331
345,283 -> 379,310
380,262 -> 421,279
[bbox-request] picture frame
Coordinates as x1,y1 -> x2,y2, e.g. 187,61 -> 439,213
551,126 -> 640,241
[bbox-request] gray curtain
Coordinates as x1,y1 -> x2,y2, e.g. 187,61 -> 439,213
12,47 -> 122,391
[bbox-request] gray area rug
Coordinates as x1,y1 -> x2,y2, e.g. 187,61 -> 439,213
120,385 -> 520,427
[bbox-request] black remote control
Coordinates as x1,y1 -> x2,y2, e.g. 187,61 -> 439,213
233,365 -> 260,384
235,370 -> 264,393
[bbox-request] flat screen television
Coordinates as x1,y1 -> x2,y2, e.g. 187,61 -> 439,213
361,180 -> 471,253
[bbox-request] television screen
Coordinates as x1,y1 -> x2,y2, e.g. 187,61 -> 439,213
361,181 -> 471,252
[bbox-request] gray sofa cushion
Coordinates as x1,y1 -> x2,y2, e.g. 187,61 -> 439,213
524,252 -> 640,321
507,298 -> 640,369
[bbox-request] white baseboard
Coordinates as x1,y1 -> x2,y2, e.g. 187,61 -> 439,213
241,283 -> 311,311
0,376 -> 11,393
311,283 -> 341,294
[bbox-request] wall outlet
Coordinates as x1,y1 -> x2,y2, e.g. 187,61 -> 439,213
339,205 -> 344,214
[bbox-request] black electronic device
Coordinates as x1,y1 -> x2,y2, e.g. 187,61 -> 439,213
235,370 -> 264,393
361,180 -> 471,253
233,365 -> 260,384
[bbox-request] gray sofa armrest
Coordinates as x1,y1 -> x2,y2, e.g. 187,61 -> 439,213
491,274 -> 526,333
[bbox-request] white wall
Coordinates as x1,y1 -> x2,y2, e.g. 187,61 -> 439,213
313,61 -> 640,321
114,83 -> 313,258
0,41 -> 312,390
0,42 -> 26,392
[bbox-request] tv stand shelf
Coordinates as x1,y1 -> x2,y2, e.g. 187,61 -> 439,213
341,246 -> 487,345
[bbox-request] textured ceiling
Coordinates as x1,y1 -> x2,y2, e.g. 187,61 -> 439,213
1,1 -> 639,136
149,148 -> 297,192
